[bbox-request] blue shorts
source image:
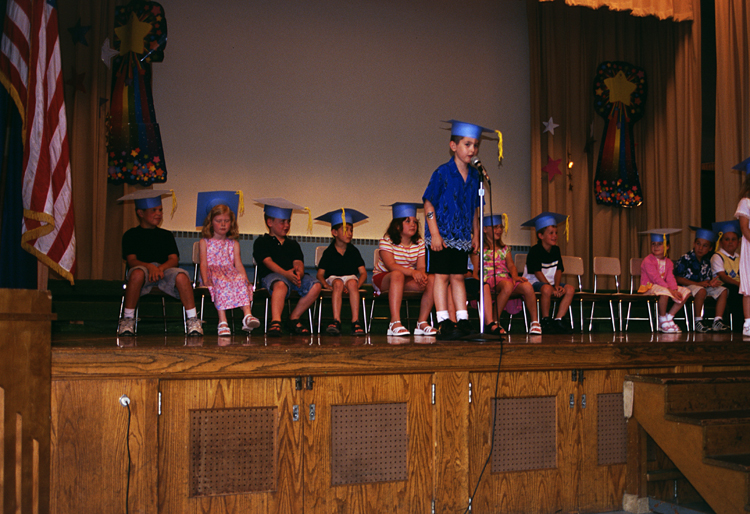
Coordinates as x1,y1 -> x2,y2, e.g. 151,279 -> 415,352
532,281 -> 567,293
262,272 -> 317,299
127,264 -> 189,299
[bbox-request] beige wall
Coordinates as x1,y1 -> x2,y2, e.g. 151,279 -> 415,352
152,0 -> 531,243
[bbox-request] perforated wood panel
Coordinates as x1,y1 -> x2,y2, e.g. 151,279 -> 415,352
331,403 -> 408,485
597,393 -> 627,465
491,396 -> 557,472
190,407 -> 276,497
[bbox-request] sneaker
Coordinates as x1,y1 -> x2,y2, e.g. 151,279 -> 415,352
541,317 -> 557,334
118,317 -> 135,336
712,319 -> 730,332
436,319 -> 461,340
695,320 -> 711,333
457,319 -> 474,335
553,319 -> 573,334
186,317 -> 204,336
744,324 -> 750,337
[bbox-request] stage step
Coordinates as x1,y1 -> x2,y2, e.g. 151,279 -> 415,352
626,372 -> 750,514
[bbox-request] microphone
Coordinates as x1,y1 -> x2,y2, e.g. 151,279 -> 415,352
471,156 -> 491,185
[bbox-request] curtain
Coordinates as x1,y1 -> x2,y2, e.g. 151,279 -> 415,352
528,0 -> 701,289
58,0 -> 132,280
714,0 -> 750,222
539,0 -> 693,21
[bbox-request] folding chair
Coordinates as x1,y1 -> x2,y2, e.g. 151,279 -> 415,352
624,257 -> 654,331
314,246 -> 368,334
117,269 -> 187,334
587,257 -> 620,331
191,241 -> 213,322
251,259 -> 314,333
368,249 -> 430,333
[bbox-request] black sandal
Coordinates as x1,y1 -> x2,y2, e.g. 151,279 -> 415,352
351,320 -> 365,336
289,318 -> 310,335
326,320 -> 341,335
484,321 -> 506,336
268,320 -> 283,337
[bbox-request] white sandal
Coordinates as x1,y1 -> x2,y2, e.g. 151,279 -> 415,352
529,321 -> 542,335
414,321 -> 437,335
217,322 -> 231,336
659,320 -> 681,333
242,314 -> 261,332
387,321 -> 410,337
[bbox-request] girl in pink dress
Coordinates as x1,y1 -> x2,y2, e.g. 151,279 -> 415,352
476,214 -> 540,335
639,229 -> 690,333
199,203 -> 260,335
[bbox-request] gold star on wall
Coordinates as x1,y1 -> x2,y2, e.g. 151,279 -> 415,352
114,12 -> 153,56
604,71 -> 636,105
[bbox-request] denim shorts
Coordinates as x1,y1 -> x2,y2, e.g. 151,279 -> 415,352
262,272 -> 317,299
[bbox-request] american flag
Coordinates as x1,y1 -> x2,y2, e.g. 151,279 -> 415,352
0,0 -> 76,284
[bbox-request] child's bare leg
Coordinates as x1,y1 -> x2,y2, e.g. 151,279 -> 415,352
381,271 -> 405,324
539,284 -> 553,318
744,296 -> 750,319
450,274 -> 467,314
555,284 -> 575,319
124,269 -> 146,310
517,281 -> 538,322
493,280 -> 514,315
331,279 -> 344,322
271,282 -> 288,322
433,274 -> 450,313
346,280 -> 360,322
290,282 -> 322,320
658,296 -> 669,317
417,274 -> 434,323
217,309 -> 228,324
693,288 -> 707,318
482,283 -> 495,324
175,273 -> 196,311
715,289 -> 728,318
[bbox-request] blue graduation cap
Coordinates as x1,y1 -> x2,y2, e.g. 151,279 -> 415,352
195,191 -> 243,227
732,156 -> 750,175
385,202 -> 422,219
689,225 -> 718,243
117,189 -> 176,215
639,228 -> 681,243
712,219 -> 741,236
483,213 -> 508,227
254,197 -> 305,220
443,119 -> 495,140
315,208 -> 368,228
521,212 -> 568,232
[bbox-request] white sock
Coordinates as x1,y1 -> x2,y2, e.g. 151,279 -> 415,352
436,310 -> 450,323
665,313 -> 674,321
714,316 -> 722,322
186,308 -> 197,319
456,310 -> 469,321
744,318 -> 750,327
695,316 -> 702,322
123,308 -> 135,319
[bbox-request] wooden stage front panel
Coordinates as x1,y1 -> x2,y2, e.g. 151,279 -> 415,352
49,332 -> 750,514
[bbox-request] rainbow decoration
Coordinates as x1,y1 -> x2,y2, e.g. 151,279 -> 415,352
593,61 -> 647,208
107,2 -> 168,185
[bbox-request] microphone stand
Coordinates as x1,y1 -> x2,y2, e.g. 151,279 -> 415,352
478,178 -> 486,335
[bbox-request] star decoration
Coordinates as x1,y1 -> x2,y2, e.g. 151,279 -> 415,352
65,71 -> 87,94
68,19 -> 91,46
114,12 -> 153,56
101,38 -> 119,68
542,156 -> 562,181
542,117 -> 559,135
604,70 -> 636,105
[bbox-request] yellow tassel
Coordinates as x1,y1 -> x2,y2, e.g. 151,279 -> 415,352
341,207 -> 347,231
502,213 -> 509,236
305,207 -> 313,234
169,189 -> 177,218
235,190 -> 244,217
496,130 -> 503,165
715,231 -> 723,252
565,216 -> 569,242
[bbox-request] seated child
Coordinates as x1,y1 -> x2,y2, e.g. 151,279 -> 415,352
315,208 -> 368,336
477,213 -> 540,335
521,212 -> 575,334
638,229 -> 690,333
711,220 -> 742,326
372,202 -> 435,337
674,226 -> 729,332
252,198 -> 322,337
117,190 -> 202,336
197,191 -> 260,336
